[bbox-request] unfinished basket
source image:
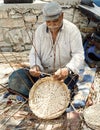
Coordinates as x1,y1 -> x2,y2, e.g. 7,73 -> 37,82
83,103 -> 100,130
29,77 -> 70,119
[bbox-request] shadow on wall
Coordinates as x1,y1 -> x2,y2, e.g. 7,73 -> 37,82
4,0 -> 33,3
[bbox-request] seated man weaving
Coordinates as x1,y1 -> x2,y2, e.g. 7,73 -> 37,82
7,2 -> 84,100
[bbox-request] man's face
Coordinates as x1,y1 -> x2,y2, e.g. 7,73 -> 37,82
46,13 -> 63,32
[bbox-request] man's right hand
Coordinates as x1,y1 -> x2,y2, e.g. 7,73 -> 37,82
29,65 -> 41,77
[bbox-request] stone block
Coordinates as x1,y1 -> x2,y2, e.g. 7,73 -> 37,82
73,9 -> 84,24
13,45 -> 25,51
0,18 -> 24,28
0,11 -> 8,18
9,9 -> 16,15
33,1 -> 46,10
0,47 -> 12,52
24,14 -> 36,23
20,29 -> 33,44
4,28 -> 33,45
0,41 -> 11,47
10,13 -> 23,18
0,29 -> 4,41
53,0 -> 81,6
37,14 -> 44,23
63,8 -> 74,22
25,44 -> 32,50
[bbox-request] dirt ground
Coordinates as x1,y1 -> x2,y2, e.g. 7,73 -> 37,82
0,51 -> 100,130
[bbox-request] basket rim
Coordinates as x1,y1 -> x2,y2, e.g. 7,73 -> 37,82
29,77 -> 70,119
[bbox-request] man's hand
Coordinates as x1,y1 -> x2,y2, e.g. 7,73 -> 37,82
29,65 -> 41,77
53,68 -> 69,80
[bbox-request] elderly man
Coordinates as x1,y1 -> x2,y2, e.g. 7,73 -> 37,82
7,1 -> 84,99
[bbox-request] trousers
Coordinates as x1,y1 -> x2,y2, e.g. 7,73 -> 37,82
8,68 -> 78,97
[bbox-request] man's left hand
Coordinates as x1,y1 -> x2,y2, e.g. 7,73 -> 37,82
53,68 -> 69,80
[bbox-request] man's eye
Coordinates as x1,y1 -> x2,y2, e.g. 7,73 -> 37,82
47,19 -> 59,23
53,19 -> 59,22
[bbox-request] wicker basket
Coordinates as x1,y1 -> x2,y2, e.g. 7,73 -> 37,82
29,77 -> 70,119
83,103 -> 100,130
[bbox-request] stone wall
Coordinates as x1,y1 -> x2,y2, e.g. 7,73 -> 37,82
0,0 -> 94,52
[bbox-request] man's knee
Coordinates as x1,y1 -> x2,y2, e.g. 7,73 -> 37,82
8,68 -> 32,97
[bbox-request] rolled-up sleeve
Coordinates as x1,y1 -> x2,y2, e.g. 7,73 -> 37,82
29,27 -> 44,71
29,47 -> 44,71
66,26 -> 84,74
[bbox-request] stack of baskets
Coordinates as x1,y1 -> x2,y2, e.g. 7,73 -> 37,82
83,103 -> 100,130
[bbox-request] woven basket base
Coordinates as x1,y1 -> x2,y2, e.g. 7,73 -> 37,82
29,77 -> 70,119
